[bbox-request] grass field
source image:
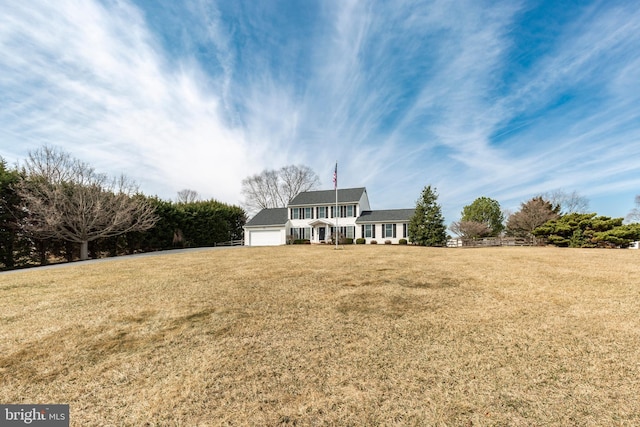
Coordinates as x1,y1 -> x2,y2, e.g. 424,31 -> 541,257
1,245 -> 639,426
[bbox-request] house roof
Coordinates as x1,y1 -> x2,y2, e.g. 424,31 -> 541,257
245,208 -> 288,227
355,209 -> 415,223
289,187 -> 367,206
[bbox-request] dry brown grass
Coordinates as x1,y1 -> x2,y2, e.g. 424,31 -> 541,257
1,245 -> 639,426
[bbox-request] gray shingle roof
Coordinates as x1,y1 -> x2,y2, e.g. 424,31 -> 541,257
245,208 -> 288,227
356,209 -> 415,223
289,187 -> 366,206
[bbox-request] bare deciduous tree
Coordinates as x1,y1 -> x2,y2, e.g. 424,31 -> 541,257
541,189 -> 589,214
241,165 -> 320,214
279,165 -> 320,203
18,146 -> 157,261
627,195 -> 640,223
176,189 -> 200,204
241,169 -> 280,212
506,196 -> 560,239
449,220 -> 491,239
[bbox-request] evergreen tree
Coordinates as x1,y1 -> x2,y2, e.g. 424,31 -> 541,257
408,185 -> 447,246
0,159 -> 25,269
461,197 -> 504,236
532,212 -> 640,248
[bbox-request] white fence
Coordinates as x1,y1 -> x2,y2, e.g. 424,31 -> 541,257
214,240 -> 244,247
447,237 -> 541,248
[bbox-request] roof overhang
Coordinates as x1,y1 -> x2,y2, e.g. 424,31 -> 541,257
244,223 -> 287,229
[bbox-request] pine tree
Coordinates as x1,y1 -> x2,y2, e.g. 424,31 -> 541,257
408,185 -> 447,246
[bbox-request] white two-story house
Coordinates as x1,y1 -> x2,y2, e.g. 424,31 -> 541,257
244,187 -> 414,246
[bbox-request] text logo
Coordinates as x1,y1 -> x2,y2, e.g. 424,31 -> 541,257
1,405 -> 69,426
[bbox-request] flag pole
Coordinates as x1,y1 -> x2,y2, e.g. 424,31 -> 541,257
334,162 -> 338,250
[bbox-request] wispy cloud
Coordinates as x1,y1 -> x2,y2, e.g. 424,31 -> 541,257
1,0 -> 639,220
484,3 -> 640,204
0,0 -> 255,202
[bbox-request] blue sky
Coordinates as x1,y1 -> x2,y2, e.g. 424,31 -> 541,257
1,0 -> 639,224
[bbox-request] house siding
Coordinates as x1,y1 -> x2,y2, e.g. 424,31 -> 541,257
358,222 -> 410,244
244,188 -> 412,246
286,188 -> 368,243
289,206 -> 359,243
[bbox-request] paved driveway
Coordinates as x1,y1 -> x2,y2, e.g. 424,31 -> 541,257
0,246 -> 241,275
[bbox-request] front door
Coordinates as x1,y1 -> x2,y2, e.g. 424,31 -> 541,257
318,227 -> 326,242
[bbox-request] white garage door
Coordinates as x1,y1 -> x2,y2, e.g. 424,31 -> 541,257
249,230 -> 282,246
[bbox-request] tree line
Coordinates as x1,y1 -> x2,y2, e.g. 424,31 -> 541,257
240,168 -> 640,249
0,146 -> 245,270
406,185 -> 640,248
5,149 -> 636,267
447,191 -> 640,248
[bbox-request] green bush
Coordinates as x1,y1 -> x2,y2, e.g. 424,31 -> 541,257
355,238 -> 366,244
399,239 -> 408,245
293,239 -> 311,245
370,240 -> 377,245
342,238 -> 354,245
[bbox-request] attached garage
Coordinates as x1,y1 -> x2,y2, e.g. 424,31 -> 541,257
244,208 -> 289,247
247,229 -> 284,246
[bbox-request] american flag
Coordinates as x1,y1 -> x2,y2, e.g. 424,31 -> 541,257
333,163 -> 337,189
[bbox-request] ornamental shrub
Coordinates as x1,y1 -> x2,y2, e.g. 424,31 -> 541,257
370,240 -> 377,245
399,239 -> 408,245
384,240 -> 392,245
355,238 -> 366,244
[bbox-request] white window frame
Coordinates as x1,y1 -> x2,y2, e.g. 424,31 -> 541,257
384,224 -> 397,238
346,205 -> 354,217
364,224 -> 373,238
304,207 -> 313,219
